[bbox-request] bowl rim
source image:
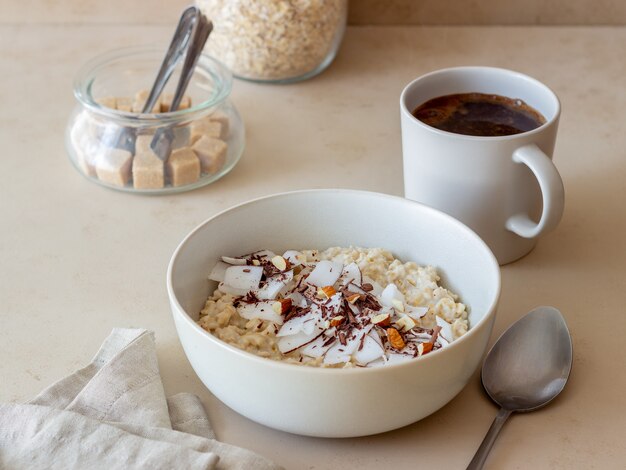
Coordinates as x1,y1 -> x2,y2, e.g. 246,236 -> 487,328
167,188 -> 501,375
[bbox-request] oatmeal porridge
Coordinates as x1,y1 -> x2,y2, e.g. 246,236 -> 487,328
198,247 -> 468,367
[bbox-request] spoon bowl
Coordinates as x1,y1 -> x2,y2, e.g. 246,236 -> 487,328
467,306 -> 573,469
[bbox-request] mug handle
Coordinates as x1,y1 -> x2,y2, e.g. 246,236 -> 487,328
505,144 -> 565,239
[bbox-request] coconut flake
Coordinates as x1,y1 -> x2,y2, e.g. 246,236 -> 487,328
323,326 -> 370,365
282,250 -> 305,266
386,353 -> 414,365
300,329 -> 337,358
285,291 -> 307,308
380,284 -> 405,308
406,305 -> 429,320
323,343 -> 352,365
223,265 -> 263,292
325,292 -> 344,315
366,358 -> 386,368
277,309 -> 320,337
407,332 -> 432,342
208,261 -> 229,282
354,331 -> 385,366
305,260 -> 343,287
255,271 -> 294,300
218,282 -> 248,296
435,316 -> 454,342
278,326 -> 325,353
338,262 -> 362,287
221,256 -> 247,265
237,301 -> 283,324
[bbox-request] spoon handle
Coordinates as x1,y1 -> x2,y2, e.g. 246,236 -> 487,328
466,408 -> 512,470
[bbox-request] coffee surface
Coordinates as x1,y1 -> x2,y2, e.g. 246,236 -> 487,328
413,92 -> 546,137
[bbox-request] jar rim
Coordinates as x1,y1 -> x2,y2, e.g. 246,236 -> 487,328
73,45 -> 233,124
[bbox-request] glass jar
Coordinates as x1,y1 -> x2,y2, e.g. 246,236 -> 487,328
197,0 -> 348,83
66,46 -> 245,194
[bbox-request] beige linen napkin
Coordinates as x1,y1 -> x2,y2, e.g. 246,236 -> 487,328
0,328 -> 282,470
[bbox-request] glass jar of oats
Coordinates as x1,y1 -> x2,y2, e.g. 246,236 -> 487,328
196,0 -> 348,83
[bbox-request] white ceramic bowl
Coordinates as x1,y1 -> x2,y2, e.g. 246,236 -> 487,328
167,189 -> 500,437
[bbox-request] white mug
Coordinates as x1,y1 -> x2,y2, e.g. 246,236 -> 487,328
400,66 -> 565,265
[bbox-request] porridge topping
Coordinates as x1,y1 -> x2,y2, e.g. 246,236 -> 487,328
199,247 -> 469,368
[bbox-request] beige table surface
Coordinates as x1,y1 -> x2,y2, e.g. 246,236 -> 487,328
1,24 -> 625,469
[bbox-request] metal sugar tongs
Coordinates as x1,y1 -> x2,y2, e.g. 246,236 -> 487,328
115,6 -> 213,160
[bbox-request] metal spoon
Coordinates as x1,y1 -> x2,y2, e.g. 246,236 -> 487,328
467,306 -> 573,469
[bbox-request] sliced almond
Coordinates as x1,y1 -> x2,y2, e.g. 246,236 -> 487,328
346,293 -> 362,304
391,299 -> 405,312
271,255 -> 290,271
317,285 -> 337,299
371,313 -> 391,327
252,259 -> 261,266
272,298 -> 292,315
387,327 -> 405,350
329,315 -> 344,327
417,342 -> 433,356
395,315 -> 416,332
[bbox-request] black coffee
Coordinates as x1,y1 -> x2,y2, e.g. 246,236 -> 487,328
412,92 -> 546,137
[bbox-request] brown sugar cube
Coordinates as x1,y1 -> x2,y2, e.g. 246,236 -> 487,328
95,148 -> 133,187
190,117 -> 223,143
132,149 -> 164,190
160,93 -> 192,112
136,128 -> 190,154
135,134 -> 154,154
166,147 -> 200,187
209,110 -> 230,137
116,97 -> 132,112
132,89 -> 161,113
192,135 -> 227,174
96,96 -> 116,109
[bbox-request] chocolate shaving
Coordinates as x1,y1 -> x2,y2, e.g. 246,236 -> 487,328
357,333 -> 367,351
429,325 -> 442,344
338,331 -> 347,346
296,275 -> 307,290
284,306 -> 310,322
233,291 -> 259,306
359,294 -> 381,311
323,336 -> 337,347
346,305 -> 357,325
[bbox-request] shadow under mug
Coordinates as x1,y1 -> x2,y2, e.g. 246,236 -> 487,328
400,66 -> 565,265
